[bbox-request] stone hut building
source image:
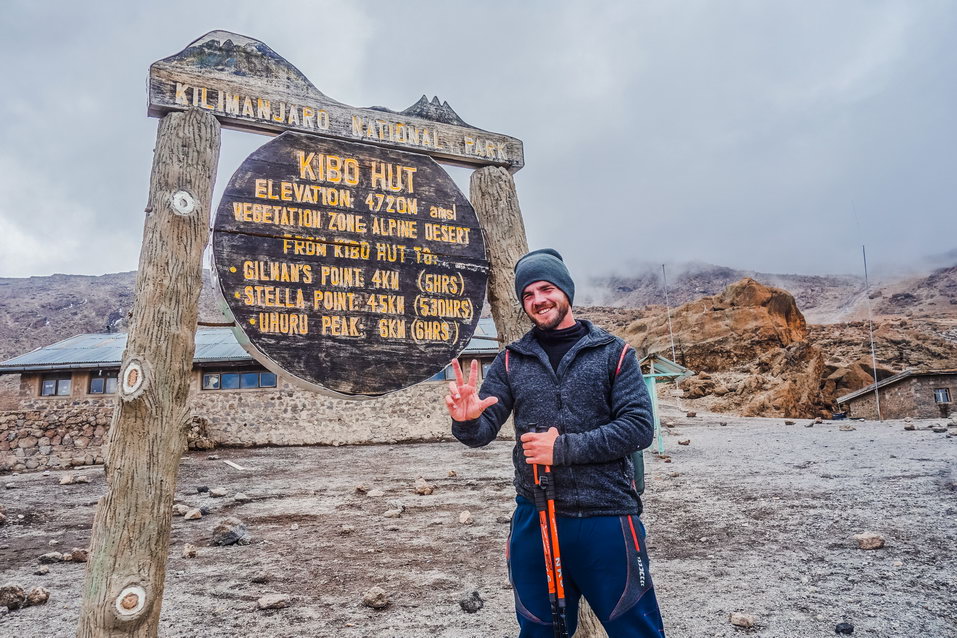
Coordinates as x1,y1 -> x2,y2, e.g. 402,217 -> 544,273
836,369 -> 957,420
0,320 -> 501,472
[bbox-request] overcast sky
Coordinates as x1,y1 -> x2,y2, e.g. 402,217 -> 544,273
1,1 -> 954,282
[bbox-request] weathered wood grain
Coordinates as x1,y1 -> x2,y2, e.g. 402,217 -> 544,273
469,166 -> 530,346
77,109 -> 221,637
149,31 -> 524,171
213,132 -> 488,397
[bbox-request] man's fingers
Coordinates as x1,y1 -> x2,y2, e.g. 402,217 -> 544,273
448,381 -> 460,400
468,358 -> 478,387
451,358 -> 465,387
478,396 -> 498,410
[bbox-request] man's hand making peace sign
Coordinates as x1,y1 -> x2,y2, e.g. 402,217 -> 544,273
444,358 -> 499,422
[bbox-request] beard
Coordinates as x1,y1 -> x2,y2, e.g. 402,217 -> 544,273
527,296 -> 571,331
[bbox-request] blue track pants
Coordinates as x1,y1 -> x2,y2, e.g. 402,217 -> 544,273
508,496 -> 666,637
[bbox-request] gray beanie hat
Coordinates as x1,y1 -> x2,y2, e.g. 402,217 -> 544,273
514,248 -> 575,304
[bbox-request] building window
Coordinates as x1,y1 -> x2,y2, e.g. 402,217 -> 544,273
89,373 -> 118,395
40,375 -> 72,397
202,370 -> 278,390
934,388 -> 951,404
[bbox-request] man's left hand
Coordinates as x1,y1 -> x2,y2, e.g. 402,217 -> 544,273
520,427 -> 559,465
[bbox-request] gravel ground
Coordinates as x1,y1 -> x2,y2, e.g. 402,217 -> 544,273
1,414 -> 955,637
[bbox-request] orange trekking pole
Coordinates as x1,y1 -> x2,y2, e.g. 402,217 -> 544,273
532,424 -> 568,638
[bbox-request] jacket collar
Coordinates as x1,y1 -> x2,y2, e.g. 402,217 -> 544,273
507,319 -> 614,357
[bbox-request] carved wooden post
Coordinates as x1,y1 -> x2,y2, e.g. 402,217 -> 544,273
77,108 -> 220,638
469,166 -> 607,638
469,166 -> 530,345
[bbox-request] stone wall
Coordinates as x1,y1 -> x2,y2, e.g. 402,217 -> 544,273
1,405 -> 111,472
847,374 -> 956,420
2,359 -> 513,473
191,376 -> 513,447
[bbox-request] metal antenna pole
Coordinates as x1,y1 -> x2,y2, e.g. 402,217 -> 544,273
661,264 -> 682,411
862,245 -> 882,421
662,264 -> 678,363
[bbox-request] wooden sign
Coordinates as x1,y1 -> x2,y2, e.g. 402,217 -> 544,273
212,132 -> 489,397
150,31 -> 524,171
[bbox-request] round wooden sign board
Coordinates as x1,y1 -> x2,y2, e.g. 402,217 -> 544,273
212,132 -> 489,397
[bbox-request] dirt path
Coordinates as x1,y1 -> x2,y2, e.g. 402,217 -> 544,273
1,415 -> 955,637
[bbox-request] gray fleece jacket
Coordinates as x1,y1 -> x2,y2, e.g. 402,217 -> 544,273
452,320 -> 654,517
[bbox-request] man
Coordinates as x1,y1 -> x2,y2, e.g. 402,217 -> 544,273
446,248 -> 666,637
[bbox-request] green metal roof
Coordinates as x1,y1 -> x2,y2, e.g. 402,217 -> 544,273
0,318 -> 500,374
639,352 -> 693,382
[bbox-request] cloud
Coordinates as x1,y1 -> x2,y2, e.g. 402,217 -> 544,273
0,1 -> 954,279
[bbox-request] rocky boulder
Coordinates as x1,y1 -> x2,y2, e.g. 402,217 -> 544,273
622,278 -> 807,372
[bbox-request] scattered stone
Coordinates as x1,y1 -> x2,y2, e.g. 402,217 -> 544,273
38,552 -> 64,564
355,484 -> 369,494
290,523 -> 300,531
367,489 -> 385,498
257,593 -> 291,610
209,488 -> 228,498
199,507 -> 211,515
233,492 -> 251,502
719,422 -> 728,426
0,506 -> 6,526
664,421 -> 676,428
804,422 -> 814,428
414,477 -> 435,495
0,584 -> 26,610
496,515 -> 511,524
74,475 -> 92,484
932,426 -> 948,433
668,472 -> 680,478
383,508 -> 403,519
67,547 -> 88,562
182,543 -> 197,558
686,411 -> 697,418
251,572 -> 271,584
893,560 -> 903,567
448,469 -> 458,477
903,423 -> 916,431
338,524 -> 356,535
784,420 -> 796,425
33,566 -> 49,576
59,475 -> 75,485
459,590 -> 484,613
183,508 -> 203,520
26,587 -> 50,606
664,458 -> 672,463
211,516 -> 251,546
815,417 -> 824,424
729,612 -> 756,628
4,483 -> 15,490
196,486 -> 209,494
839,425 -> 857,432
678,439 -> 691,446
172,504 -> 191,516
852,532 -> 885,550
459,511 -> 474,525
835,622 -> 854,634
362,586 -> 389,609
207,454 -> 220,460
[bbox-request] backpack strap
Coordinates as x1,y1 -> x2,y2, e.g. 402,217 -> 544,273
615,343 -> 632,376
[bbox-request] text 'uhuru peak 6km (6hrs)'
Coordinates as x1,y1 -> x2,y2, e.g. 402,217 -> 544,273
213,132 -> 489,397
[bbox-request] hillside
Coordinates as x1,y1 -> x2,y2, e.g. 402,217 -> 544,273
583,262 -> 957,324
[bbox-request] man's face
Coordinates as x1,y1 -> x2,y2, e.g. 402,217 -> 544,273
522,280 -> 571,330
